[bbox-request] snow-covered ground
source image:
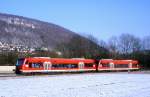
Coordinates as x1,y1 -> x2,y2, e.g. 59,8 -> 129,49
0,73 -> 150,97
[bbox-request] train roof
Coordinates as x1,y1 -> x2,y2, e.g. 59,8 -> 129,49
22,57 -> 95,64
100,59 -> 138,64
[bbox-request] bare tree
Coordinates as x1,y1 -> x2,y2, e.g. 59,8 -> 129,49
119,33 -> 141,54
108,36 -> 119,52
142,36 -> 150,50
107,36 -> 119,58
56,34 -> 109,58
99,40 -> 107,48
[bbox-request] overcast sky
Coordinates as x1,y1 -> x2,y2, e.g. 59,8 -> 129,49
0,0 -> 150,41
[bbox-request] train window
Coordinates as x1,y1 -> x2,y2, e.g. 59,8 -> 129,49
114,64 -> 128,68
52,64 -> 63,68
52,64 -> 78,69
34,63 -> 40,68
25,61 -> 28,64
16,59 -> 25,66
29,63 -> 42,68
84,63 -> 93,68
67,64 -> 78,68
39,63 -> 43,68
29,63 -> 32,68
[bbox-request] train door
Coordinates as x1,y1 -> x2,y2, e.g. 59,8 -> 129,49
129,63 -> 132,69
98,62 -> 102,71
109,62 -> 114,69
43,62 -> 52,70
78,62 -> 84,69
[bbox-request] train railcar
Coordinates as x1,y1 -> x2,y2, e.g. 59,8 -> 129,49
98,59 -> 139,71
15,57 -> 96,74
15,57 -> 140,74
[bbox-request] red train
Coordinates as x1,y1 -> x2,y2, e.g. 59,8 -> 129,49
15,57 -> 139,74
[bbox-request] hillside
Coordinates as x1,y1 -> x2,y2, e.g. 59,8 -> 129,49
0,13 -> 77,49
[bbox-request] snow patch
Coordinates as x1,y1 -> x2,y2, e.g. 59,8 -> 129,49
0,73 -> 150,97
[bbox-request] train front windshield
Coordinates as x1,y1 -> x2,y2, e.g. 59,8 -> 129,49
16,58 -> 25,66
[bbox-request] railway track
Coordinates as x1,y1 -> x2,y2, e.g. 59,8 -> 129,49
0,70 -> 142,80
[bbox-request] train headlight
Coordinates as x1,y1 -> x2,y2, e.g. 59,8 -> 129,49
25,64 -> 29,68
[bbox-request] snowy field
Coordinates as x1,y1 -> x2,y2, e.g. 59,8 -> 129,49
0,72 -> 150,97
